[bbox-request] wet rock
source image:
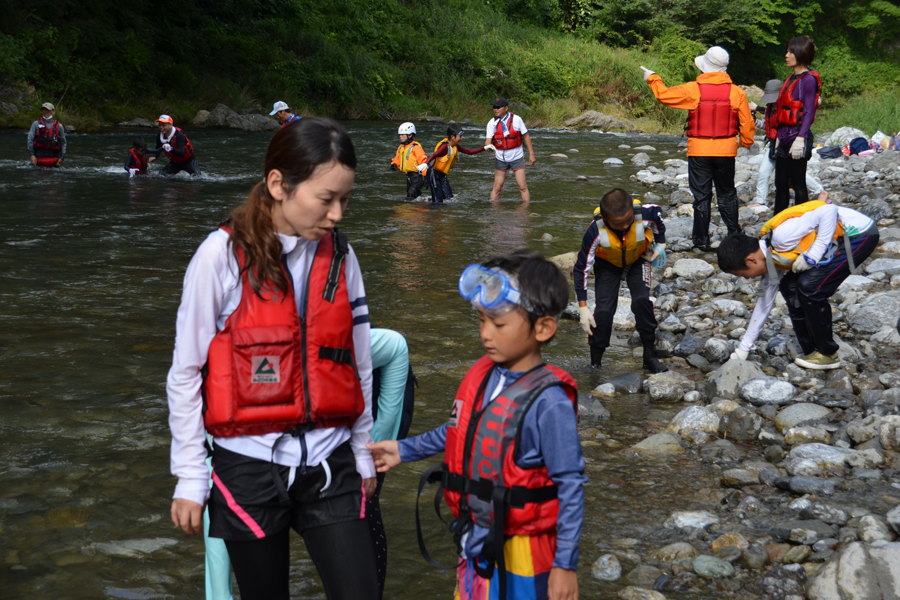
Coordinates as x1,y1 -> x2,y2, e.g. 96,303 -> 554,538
737,564 -> 807,600
740,376 -> 797,405
782,545 -> 812,563
627,564 -> 663,586
700,439 -> 744,462
617,588 -> 667,600
614,300 -> 637,329
608,372 -> 643,394
550,153 -> 569,159
647,372 -> 689,403
658,313 -> 686,333
668,406 -> 719,437
741,544 -> 770,570
800,504 -> 850,526
858,516 -> 894,542
674,333 -> 707,357
785,443 -> 850,471
591,383 -> 616,398
673,259 -> 715,279
775,403 -> 831,431
89,538 -> 180,558
782,476 -> 838,495
578,395 -> 611,421
719,407 -> 762,441
711,532 -> 749,553
631,152 -> 651,163
633,432 -> 686,454
784,426 -> 831,445
807,541 -> 900,600
845,448 -> 885,468
664,510 -> 719,530
539,232 -> 553,241
847,418 -> 880,444
765,543 -> 793,563
548,251 -> 578,275
721,468 -> 759,488
648,542 -> 699,562
879,415 -> 900,450
604,157 -> 624,165
704,338 -> 732,363
692,555 -> 734,578
886,506 -> 900,535
706,360 -> 765,400
191,110 -> 210,127
591,554 -> 622,581
771,519 -> 837,544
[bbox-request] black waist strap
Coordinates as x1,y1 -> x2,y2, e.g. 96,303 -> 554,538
440,469 -> 558,508
318,347 -> 353,363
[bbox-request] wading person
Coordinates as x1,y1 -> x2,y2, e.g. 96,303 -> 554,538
422,123 -> 492,203
641,46 -> 754,251
390,122 -> 429,201
572,189 -> 668,373
772,36 -> 820,215
369,250 -> 585,600
485,98 -> 535,204
270,101 -> 301,127
125,137 -> 148,177
148,115 -> 200,176
168,118 -> 379,600
716,201 -> 878,370
28,102 -> 66,167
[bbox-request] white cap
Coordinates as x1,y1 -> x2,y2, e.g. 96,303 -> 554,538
270,101 -> 290,115
694,46 -> 729,73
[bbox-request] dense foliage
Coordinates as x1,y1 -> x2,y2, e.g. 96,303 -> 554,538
0,0 -> 896,130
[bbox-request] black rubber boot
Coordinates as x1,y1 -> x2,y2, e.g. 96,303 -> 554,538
590,346 -> 604,368
640,335 -> 668,373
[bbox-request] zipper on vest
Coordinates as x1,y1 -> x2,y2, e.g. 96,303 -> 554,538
282,254 -> 315,465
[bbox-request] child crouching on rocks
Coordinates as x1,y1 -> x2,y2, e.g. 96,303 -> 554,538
716,200 -> 878,370
368,250 -> 585,600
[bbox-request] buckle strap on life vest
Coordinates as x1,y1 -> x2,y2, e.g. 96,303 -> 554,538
323,229 -> 349,302
318,347 -> 353,363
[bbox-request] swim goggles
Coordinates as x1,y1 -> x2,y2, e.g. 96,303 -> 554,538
458,264 -> 535,316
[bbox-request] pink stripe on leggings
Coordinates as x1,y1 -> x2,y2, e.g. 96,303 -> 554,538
360,482 -> 367,519
211,469 -> 266,539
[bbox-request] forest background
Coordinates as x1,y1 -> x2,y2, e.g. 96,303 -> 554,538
0,0 -> 897,134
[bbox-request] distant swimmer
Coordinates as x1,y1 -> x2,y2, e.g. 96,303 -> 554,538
28,102 -> 66,167
270,101 -> 301,127
125,137 -> 148,177
148,115 -> 200,176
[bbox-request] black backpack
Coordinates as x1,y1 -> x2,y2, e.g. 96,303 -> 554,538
371,363 -> 417,440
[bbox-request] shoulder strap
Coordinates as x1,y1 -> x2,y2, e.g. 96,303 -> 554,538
322,228 -> 349,302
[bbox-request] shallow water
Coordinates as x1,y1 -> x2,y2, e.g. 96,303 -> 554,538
0,123 -> 733,599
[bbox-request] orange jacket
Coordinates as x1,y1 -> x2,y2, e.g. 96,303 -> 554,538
647,72 -> 755,157
390,141 -> 429,174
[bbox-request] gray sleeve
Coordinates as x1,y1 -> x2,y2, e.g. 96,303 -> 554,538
59,124 -> 67,158
26,122 -> 37,155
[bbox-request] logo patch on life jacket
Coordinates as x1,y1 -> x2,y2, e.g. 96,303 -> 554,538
251,356 -> 281,383
448,399 -> 463,428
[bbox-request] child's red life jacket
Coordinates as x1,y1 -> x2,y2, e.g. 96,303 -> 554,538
33,119 -> 62,157
774,71 -> 821,128
203,226 -> 365,437
128,149 -> 148,174
492,113 -> 524,151
162,127 -> 195,163
685,83 -> 739,139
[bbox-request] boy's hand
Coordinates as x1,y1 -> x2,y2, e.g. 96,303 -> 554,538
548,567 -> 578,600
366,440 -> 401,472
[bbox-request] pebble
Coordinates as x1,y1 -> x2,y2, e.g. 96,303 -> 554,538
591,554 -> 622,581
664,510 -> 719,530
692,555 -> 734,578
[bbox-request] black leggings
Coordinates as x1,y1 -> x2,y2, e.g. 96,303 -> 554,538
773,139 -> 809,215
366,472 -> 387,599
225,518 -> 379,600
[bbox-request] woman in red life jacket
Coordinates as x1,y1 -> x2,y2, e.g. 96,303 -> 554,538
168,117 -> 379,600
124,137 -> 148,176
772,36 -> 821,215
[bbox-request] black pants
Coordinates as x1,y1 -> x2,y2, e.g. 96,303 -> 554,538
687,155 -> 741,246
779,226 -> 879,356
429,169 -> 453,203
161,157 -> 201,176
589,259 -> 657,350
365,472 -> 387,599
773,139 -> 811,215
405,172 -> 426,200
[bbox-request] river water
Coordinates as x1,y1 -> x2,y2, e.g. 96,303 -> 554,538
1,123 -> 734,599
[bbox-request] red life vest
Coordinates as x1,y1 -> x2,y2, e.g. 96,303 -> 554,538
282,114 -> 301,127
685,83 -> 739,139
128,149 -> 148,174
162,127 -> 195,163
443,356 -> 577,537
203,226 -> 365,437
492,113 -> 523,151
774,70 -> 821,128
33,119 -> 62,157
763,104 -> 778,141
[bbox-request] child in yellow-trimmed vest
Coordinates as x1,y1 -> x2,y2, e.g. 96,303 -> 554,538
716,201 -> 878,370
390,122 -> 429,201
422,124 -> 493,203
572,188 -> 668,372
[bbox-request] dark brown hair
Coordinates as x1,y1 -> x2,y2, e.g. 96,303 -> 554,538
787,36 -> 815,67
229,117 -> 357,295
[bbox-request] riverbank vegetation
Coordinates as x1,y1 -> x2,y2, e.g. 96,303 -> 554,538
0,0 -> 897,133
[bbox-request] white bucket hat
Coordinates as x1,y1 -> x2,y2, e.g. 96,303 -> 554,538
269,101 -> 290,115
694,46 -> 729,73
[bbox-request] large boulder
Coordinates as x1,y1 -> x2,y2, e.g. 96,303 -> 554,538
865,149 -> 900,172
740,376 -> 797,406
548,252 -> 578,276
118,117 -> 154,128
808,542 -> 900,600
826,127 -> 867,145
563,110 -> 631,131
207,103 -> 240,127
848,290 -> 900,333
706,360 -> 765,400
860,198 -> 893,222
662,216 -> 694,239
192,110 -> 210,127
864,260 -> 900,275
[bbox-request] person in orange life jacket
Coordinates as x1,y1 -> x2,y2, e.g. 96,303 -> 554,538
642,46 -> 754,251
124,137 -> 148,177
772,37 -> 821,215
270,101 -> 301,127
27,102 -> 66,167
485,97 -> 535,204
572,189 -> 668,373
147,115 -> 201,176
368,250 -> 585,600
716,202 -> 878,371
168,118 -> 379,600
390,122 -> 429,201
423,123 -> 493,203
749,79 -> 827,206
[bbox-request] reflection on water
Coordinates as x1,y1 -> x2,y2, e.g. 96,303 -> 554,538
0,125 -> 728,599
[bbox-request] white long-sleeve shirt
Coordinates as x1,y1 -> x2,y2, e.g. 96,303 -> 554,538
167,228 -> 374,506
738,205 -> 874,352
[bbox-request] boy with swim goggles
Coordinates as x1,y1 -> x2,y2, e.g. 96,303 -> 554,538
458,264 -> 542,317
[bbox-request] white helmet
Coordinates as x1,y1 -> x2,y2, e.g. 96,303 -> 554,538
398,122 -> 416,135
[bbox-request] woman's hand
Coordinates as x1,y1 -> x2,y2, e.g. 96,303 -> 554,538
548,567 -> 578,600
171,498 -> 204,535
366,441 -> 401,473
363,477 -> 377,499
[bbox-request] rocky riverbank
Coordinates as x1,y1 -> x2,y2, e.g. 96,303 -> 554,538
549,141 -> 900,599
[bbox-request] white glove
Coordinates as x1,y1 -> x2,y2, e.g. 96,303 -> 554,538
792,253 -> 815,273
415,163 -> 428,173
730,349 -> 749,361
790,137 -> 805,160
748,101 -> 758,112
129,168 -> 138,177
484,144 -> 496,151
578,306 -> 596,335
641,247 -> 660,263
640,66 -> 655,81
163,143 -> 172,152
